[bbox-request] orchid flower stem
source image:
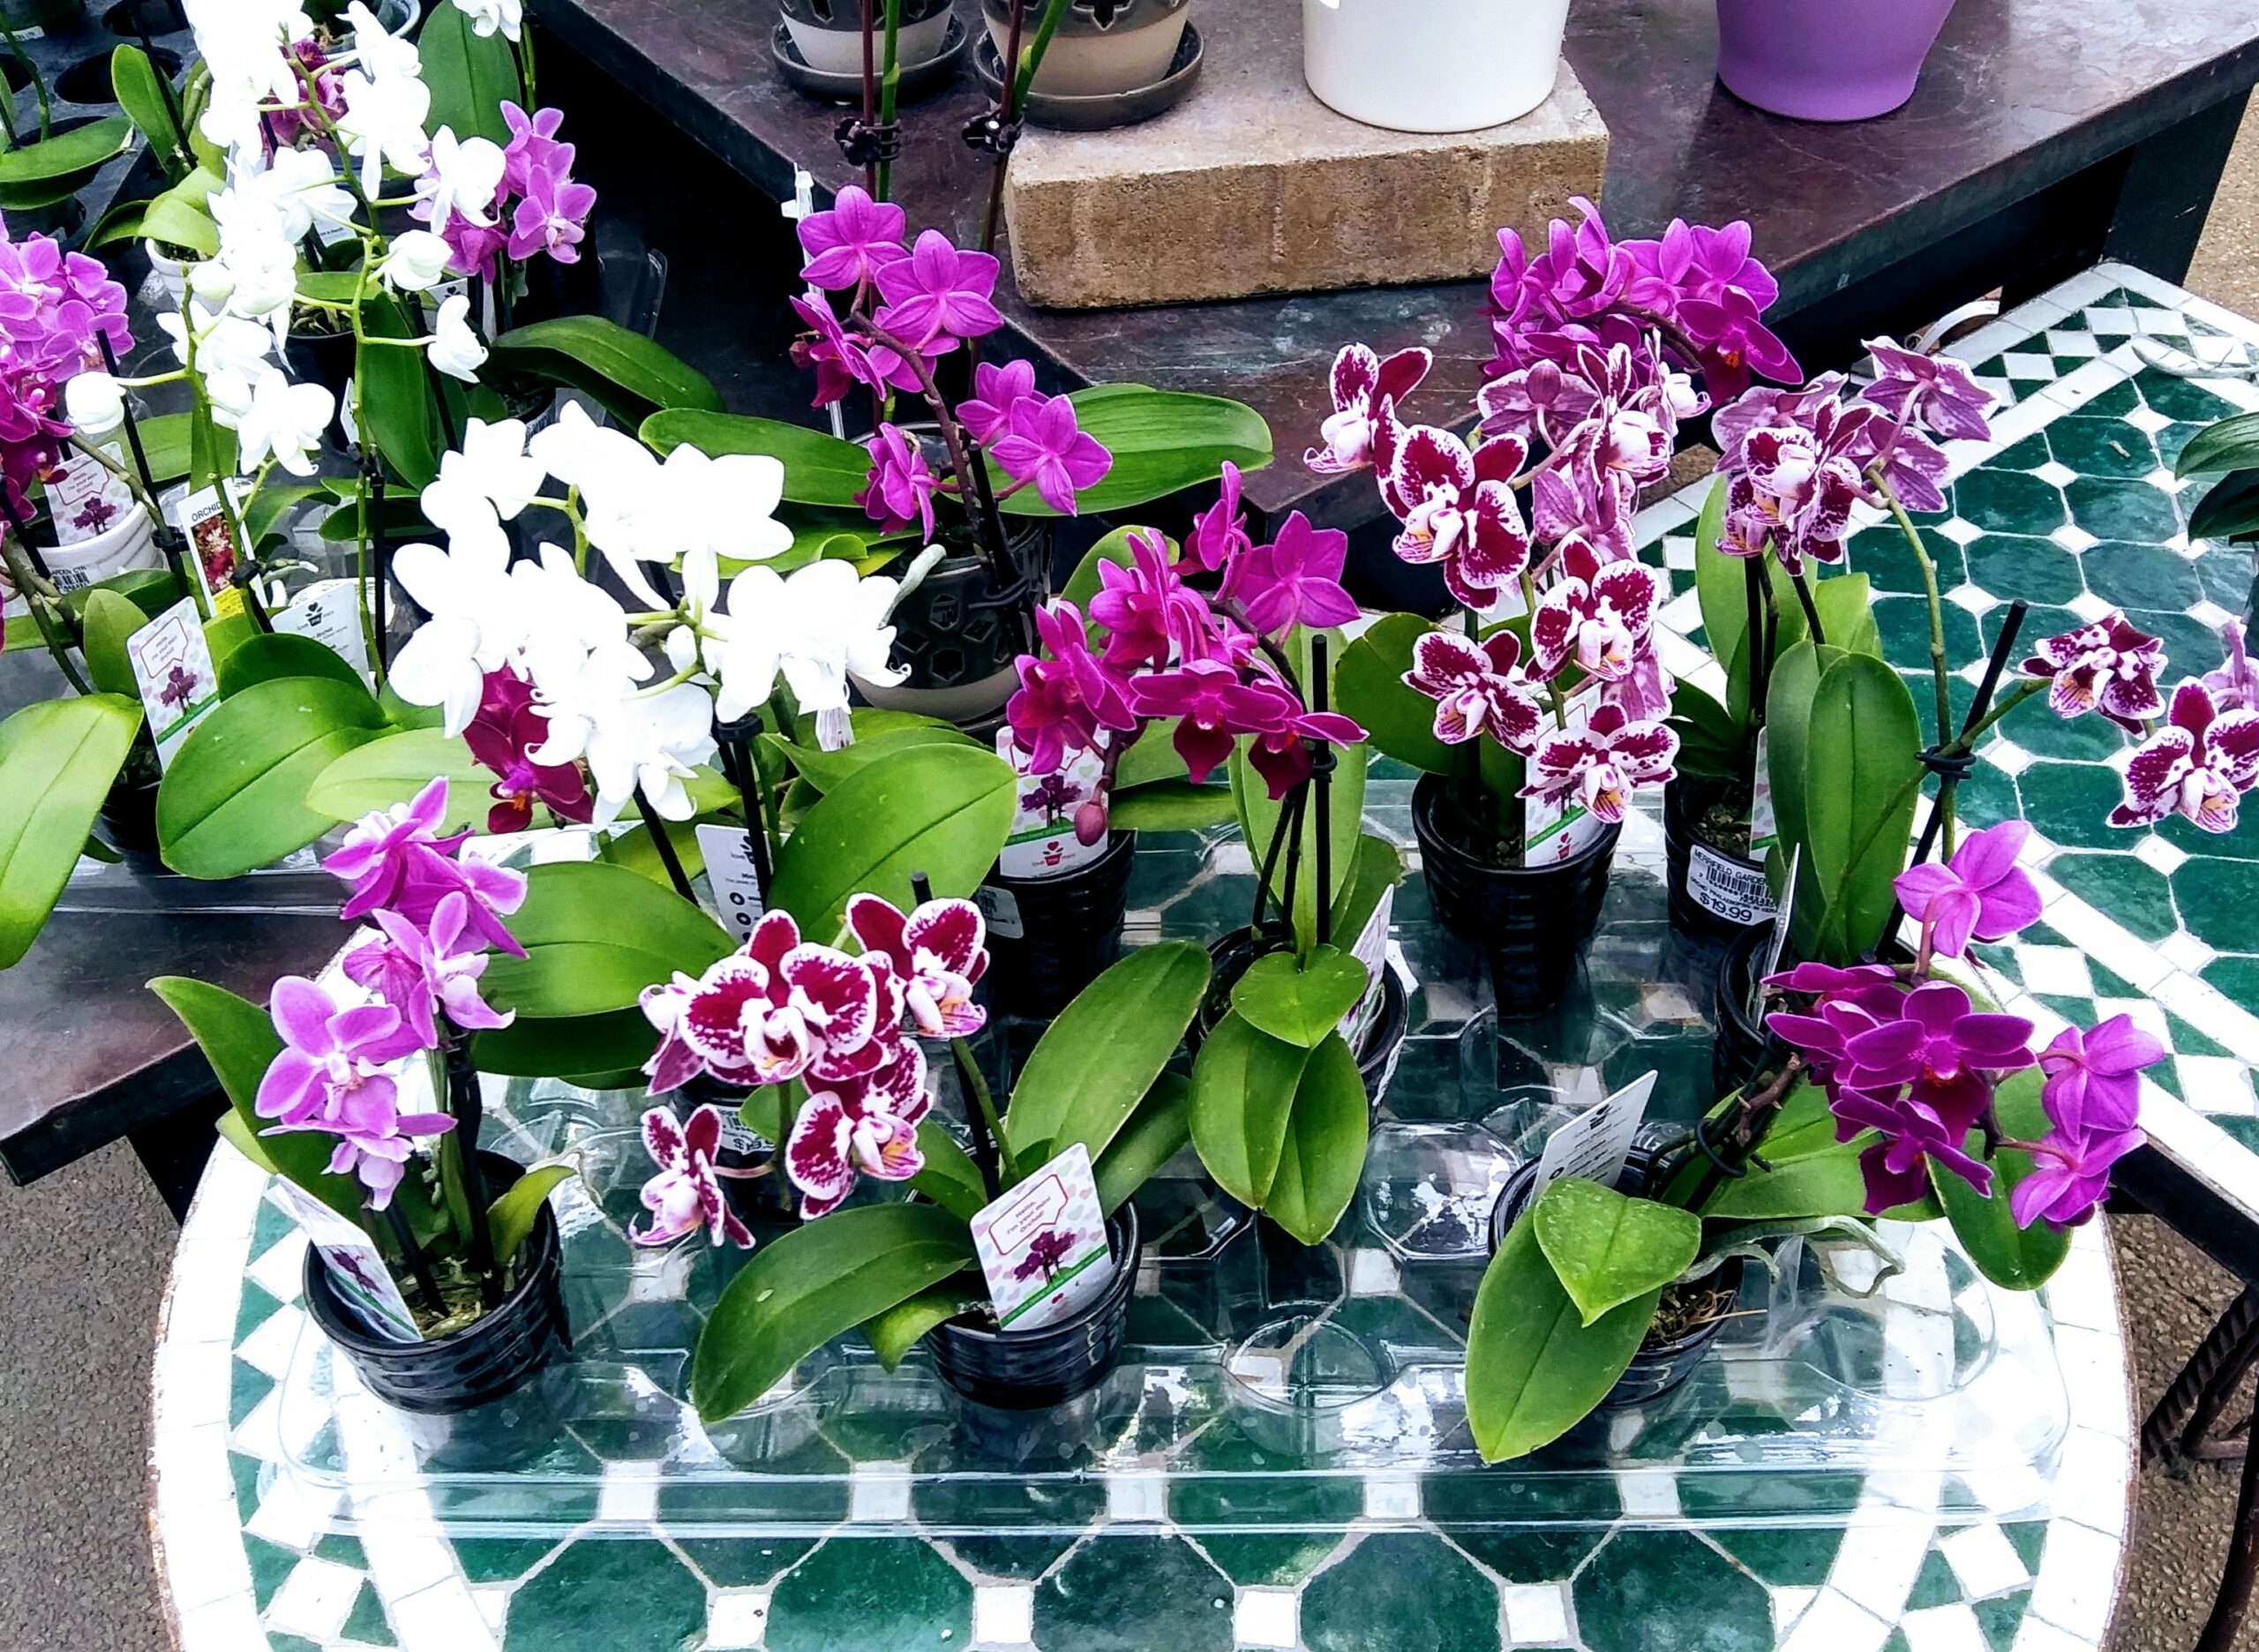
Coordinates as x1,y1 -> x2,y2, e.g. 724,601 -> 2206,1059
1787,569 -> 1826,649
951,1038 -> 1008,1198
1014,0 -> 1075,109
0,525 -> 91,696
442,1032 -> 503,1310
1743,557 -> 1771,736
858,316 -> 1004,570
290,56 -> 385,251
1667,1053 -> 1806,1213
1252,779 -> 1299,934
518,14 -> 538,106
354,472 -> 380,680
773,1081 -> 800,1217
858,0 -> 879,198
1310,635 -> 1334,953
379,1197 -> 445,1314
874,0 -> 903,200
977,0 -> 1031,258
1878,472 -> 1955,755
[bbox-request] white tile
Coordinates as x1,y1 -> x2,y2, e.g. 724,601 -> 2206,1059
1771,1586 -> 1821,1640
2002,352 -> 2054,379
472,1582 -> 513,1636
1500,1582 -> 1571,1644
1903,1603 -> 1988,1652
244,1228 -> 311,1303
234,1302 -> 307,1379
2054,1423 -> 2134,1539
1362,1472 -> 1421,1521
2093,996 -> 2172,1051
1939,516 -> 1987,546
1234,1586 -> 1298,1650
241,1472 -> 343,1553
2133,834 -> 2189,876
2045,330 -> 2101,359
2031,461 -> 2079,488
2157,930 -> 2218,975
1983,740 -> 2035,777
2124,405 -> 2173,434
2015,946 -> 2093,997
2029,1515 -> 2122,1639
155,1492 -> 256,1613
2191,598 -> 2237,630
266,1555 -> 364,1641
2062,585 -> 2112,617
1107,1470 -> 1167,1523
175,1592 -> 266,1652
2041,901 -> 2172,991
387,1579 -> 500,1651
849,1461 -> 912,1522
1939,1523 -> 2030,1597
1347,1248 -> 1400,1295
1947,582 -> 1998,615
1616,1471 -> 1680,1521
2014,1611 -> 2108,1652
1832,1517 -> 1934,1620
2176,1055 -> 2256,1115
708,1588 -> 771,1649
597,1461 -> 661,1525
976,1581 -> 1037,1647
1779,1585 -> 1889,1652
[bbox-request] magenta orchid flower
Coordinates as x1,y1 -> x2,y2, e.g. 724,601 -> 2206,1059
1402,627 -> 1543,749
462,669 -> 592,834
343,891 -> 516,1047
255,978 -> 454,1208
1861,338 -> 1997,442
871,229 -> 1002,353
1384,425 -> 1533,609
960,357 -> 1037,443
506,147 -> 596,264
2110,680 -> 2259,834
2038,1014 -> 2163,1137
1520,703 -> 1677,824
1185,461 -> 1256,574
1764,960 -> 1899,997
1307,342 -> 1431,474
1835,1085 -> 1997,1211
858,422 -> 944,539
1227,512 -> 1359,637
1008,598 -> 1137,775
790,295 -> 923,407
1125,657 -> 1284,785
322,778 -> 529,957
1240,684 -> 1367,800
1089,529 -> 1212,670
797,184 -> 908,292
639,911 -> 892,1093
2020,615 -> 2168,731
1892,819 -> 2044,961
847,892 -> 990,1039
1528,560 -> 1662,683
2011,1122 -> 2143,1229
784,1045 -> 931,1218
988,393 -> 1112,514
1827,980 -> 2035,1125
632,1105 -> 754,1249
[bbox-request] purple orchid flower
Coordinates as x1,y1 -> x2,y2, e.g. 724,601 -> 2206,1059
2203,620 -> 2259,715
633,1105 -> 754,1249
1528,559 -> 1662,684
1383,425 -> 1533,610
1892,819 -> 2044,961
2020,615 -> 2169,731
857,422 -> 944,539
323,778 -> 529,958
1089,529 -> 1214,671
797,184 -> 908,292
1520,703 -> 1677,825
1124,658 -> 1286,786
847,891 -> 990,1040
2010,1122 -> 2143,1229
1402,627 -> 1543,750
255,977 -> 454,1208
1238,679 -> 1367,800
784,1042 -> 931,1219
506,146 -> 597,265
1227,512 -> 1359,638
871,229 -> 1003,354
1184,461 -> 1255,574
1602,649 -> 1676,724
1307,342 -> 1431,475
462,669 -> 592,834
1828,980 -> 2036,1125
342,891 -> 517,1048
1008,598 -> 1137,776
1835,1085 -> 1997,1210
1861,338 -> 1997,443
2038,1014 -> 2164,1137
2111,680 -> 2259,834
1675,286 -> 1800,400
789,295 -> 924,407
960,357 -> 1037,444
1764,960 -> 1899,997
987,393 -> 1112,514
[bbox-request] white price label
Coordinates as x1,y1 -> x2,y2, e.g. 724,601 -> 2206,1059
1688,842 -> 1776,927
694,823 -> 767,942
1531,1072 -> 1655,1196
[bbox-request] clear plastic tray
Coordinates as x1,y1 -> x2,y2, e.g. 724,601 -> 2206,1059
266,779 -> 2074,1540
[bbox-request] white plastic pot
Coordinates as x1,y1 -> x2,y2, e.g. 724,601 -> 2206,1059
1302,0 -> 1571,133
786,8 -> 953,72
144,239 -> 191,309
42,501 -> 162,595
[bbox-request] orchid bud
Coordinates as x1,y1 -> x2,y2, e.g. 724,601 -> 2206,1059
64,371 -> 125,437
1073,800 -> 1107,845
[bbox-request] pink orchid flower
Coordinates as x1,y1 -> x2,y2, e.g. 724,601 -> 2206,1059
1519,703 -> 1677,824
1401,627 -> 1542,749
784,1043 -> 932,1219
1383,425 -> 1533,610
1125,658 -> 1285,786
1227,512 -> 1359,638
988,393 -> 1112,514
1089,529 -> 1213,670
847,892 -> 990,1040
1860,338 -> 1997,443
1307,342 -> 1431,475
1892,819 -> 2044,961
462,668 -> 592,834
960,357 -> 1037,443
1008,598 -> 1137,776
871,229 -> 1002,353
1184,462 -> 1255,574
322,777 -> 529,957
639,911 -> 890,1094
2011,1122 -> 2143,1230
632,1105 -> 754,1249
2020,615 -> 2168,731
858,422 -> 944,539
342,890 -> 518,1047
797,184 -> 908,292
1528,560 -> 1662,683
2038,1014 -> 2163,1137
2111,680 -> 2259,834
255,977 -> 454,1208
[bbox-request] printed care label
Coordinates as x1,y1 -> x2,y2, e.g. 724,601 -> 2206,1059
270,1181 -> 423,1343
125,597 -> 221,768
995,730 -> 1108,881
1531,1071 -> 1656,1196
170,479 -> 248,620
694,823 -> 768,943
969,1143 -> 1114,1333
45,447 -> 137,547
1687,842 -> 1777,927
273,578 -> 370,678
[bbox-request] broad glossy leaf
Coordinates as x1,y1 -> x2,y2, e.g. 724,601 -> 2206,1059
597,816 -> 709,888
1329,831 -> 1403,953
1805,653 -> 1922,965
1531,1178 -> 1701,1326
149,976 -> 364,1222
488,1164 -> 574,1263
140,184 -> 218,257
156,675 -> 387,879
2191,469 -> 2259,542
216,632 -> 364,697
128,410 -> 193,487
766,742 -> 1016,935
1466,1210 -> 1659,1463
1762,640 -> 1828,949
355,289 -> 438,489
307,728 -> 489,831
1108,778 -> 1235,831
110,44 -> 189,177
471,1008 -> 657,1080
2177,411 -> 2259,478
64,567 -> 183,623
1700,1135 -> 1940,1223
641,409 -> 874,507
769,722 -> 977,794
1001,387 -> 1272,517
0,116 -> 133,188
1113,715 -> 1191,791
1690,478 -> 1745,688
909,1116 -> 989,1222
866,1285 -> 982,1370
692,1202 -> 973,1421
489,316 -> 722,425
1936,1068 -> 2073,1290
1258,1032 -> 1370,1244
1093,1071 -> 1191,1213
1809,572 -> 1880,660
1003,940 -> 1209,1164
483,860 -> 734,1018
1230,944 -> 1369,1048
1335,613 -> 1456,777
79,588 -> 146,698
416,0 -> 521,146
0,695 -> 141,967
1188,1010 -> 1313,1209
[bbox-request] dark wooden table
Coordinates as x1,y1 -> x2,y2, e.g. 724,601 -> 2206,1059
531,0 -> 2259,531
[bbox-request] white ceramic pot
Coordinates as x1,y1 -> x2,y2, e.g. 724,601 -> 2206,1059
1302,0 -> 1571,133
987,7 -> 1189,97
42,501 -> 163,595
786,7 -> 954,72
144,239 -> 191,309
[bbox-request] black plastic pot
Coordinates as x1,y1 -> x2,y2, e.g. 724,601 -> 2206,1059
285,324 -> 356,406
1711,925 -> 1779,1101
98,749 -> 160,854
1487,1151 -> 1744,1409
859,547 -> 1041,725
1411,775 -> 1620,1019
303,1153 -> 573,1415
982,829 -> 1137,1018
1663,773 -> 1772,940
1358,960 -> 1410,1115
929,1204 -> 1139,1409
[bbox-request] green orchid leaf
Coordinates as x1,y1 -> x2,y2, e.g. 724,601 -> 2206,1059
0,695 -> 142,967
215,632 -> 364,697
2176,411 -> 2259,478
1466,1208 -> 1660,1463
1805,652 -> 1923,965
2190,470 -> 2259,541
1690,478 -> 1746,701
470,1008 -> 658,1081
1531,1178 -> 1702,1326
482,860 -> 734,1019
641,409 -> 874,507
0,115 -> 133,191
768,720 -> 978,795
999,387 -> 1271,517
692,1203 -> 973,1422
416,0 -> 522,146
1334,612 -> 1457,777
1232,730 -> 1365,954
1108,777 -> 1235,832
1936,1068 -> 2073,1290
1809,572 -> 1881,660
866,1285 -> 983,1370
64,567 -> 184,624
487,1164 -> 574,1264
1257,1032 -> 1369,1244
766,741 -> 1016,936
1093,1071 -> 1192,1214
355,289 -> 438,491
1700,1134 -> 1940,1223
597,817 -> 709,889
79,588 -> 146,699
909,1116 -> 989,1223
1329,832 -> 1403,956
1003,940 -> 1210,1166
1188,1010 -> 1311,1209
155,675 -> 387,879
1229,943 -> 1370,1048
306,728 -> 489,831
488,316 -> 723,426
110,44 -> 190,178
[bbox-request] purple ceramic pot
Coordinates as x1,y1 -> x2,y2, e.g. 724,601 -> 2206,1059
1715,0 -> 1956,122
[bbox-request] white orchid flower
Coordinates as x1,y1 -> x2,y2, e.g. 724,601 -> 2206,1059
334,64 -> 432,200
417,126 -> 507,229
232,367 -> 335,477
376,229 -> 454,293
654,445 -> 794,566
387,517 -> 522,733
233,144 -> 355,242
341,0 -> 422,79
712,560 -> 908,725
448,0 -> 522,40
425,292 -> 489,383
528,402 -> 670,606
422,417 -> 547,536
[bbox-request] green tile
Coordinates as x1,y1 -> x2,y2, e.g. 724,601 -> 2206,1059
1973,1588 -> 2032,1648
1882,1632 -> 1912,1652
2049,852 -> 2178,941
1953,763 -> 2023,832
1990,432 -> 2053,471
2166,1011 -> 2234,1060
2156,807 -> 2259,860
2010,761 -> 2129,849
2082,378 -> 2144,417
341,1581 -> 396,1647
2036,994 -> 2100,1030
1573,1530 -> 1773,1652
1875,596 -> 1981,672
2173,857 -> 2259,952
1990,695 -> 2124,762
1032,1535 -> 1232,1652
1302,1532 -> 1501,1652
768,1538 -> 972,1652
234,1280 -> 284,1346
1427,1467 -> 1620,1583
1173,1430 -> 1361,1586
251,1193 -> 298,1259
1953,469 -> 2068,537
2002,1521 -> 2047,1576
2089,958 -> 2143,998
245,1535 -> 301,1611
2081,542 -> 2205,613
1962,534 -> 2085,604
2046,415 -> 2159,479
503,1539 -> 705,1652
1906,1547 -> 1963,1608
2216,1115 -> 2259,1150
1850,524 -> 1965,595
2151,1059 -> 2186,1100
2142,609 -> 2231,683
1707,1525 -> 1845,1588
230,1359 -> 274,1428
268,1637 -> 326,1652
2203,954 -> 2259,1006
313,1533 -> 367,1571
2137,371 -> 2236,424
2194,545 -> 2255,611
2065,477 -> 2181,544
229,1451 -> 264,1523
454,1536 -> 554,1584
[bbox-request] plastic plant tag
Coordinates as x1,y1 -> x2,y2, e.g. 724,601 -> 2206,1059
995,730 -> 1108,881
1531,1071 -> 1655,1196
1751,845 -> 1799,1022
170,480 -> 249,620
1749,728 -> 1777,857
126,596 -> 221,768
1522,680 -> 1610,867
694,823 -> 767,943
270,1180 -> 423,1343
1687,841 -> 1776,927
969,1143 -> 1114,1333
975,883 -> 1024,941
273,578 -> 371,677
46,447 -> 137,547
1337,883 -> 1395,1048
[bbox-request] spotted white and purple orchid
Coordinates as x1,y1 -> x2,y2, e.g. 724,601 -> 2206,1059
1385,425 -> 1533,611
1307,342 -> 1432,475
846,892 -> 990,1040
1401,627 -> 1543,749
639,910 -> 897,1094
1520,703 -> 1679,825
2019,614 -> 2168,731
631,1105 -> 754,1250
1528,560 -> 1662,684
784,1043 -> 933,1219
2110,680 -> 2259,834
1719,399 -> 1874,574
